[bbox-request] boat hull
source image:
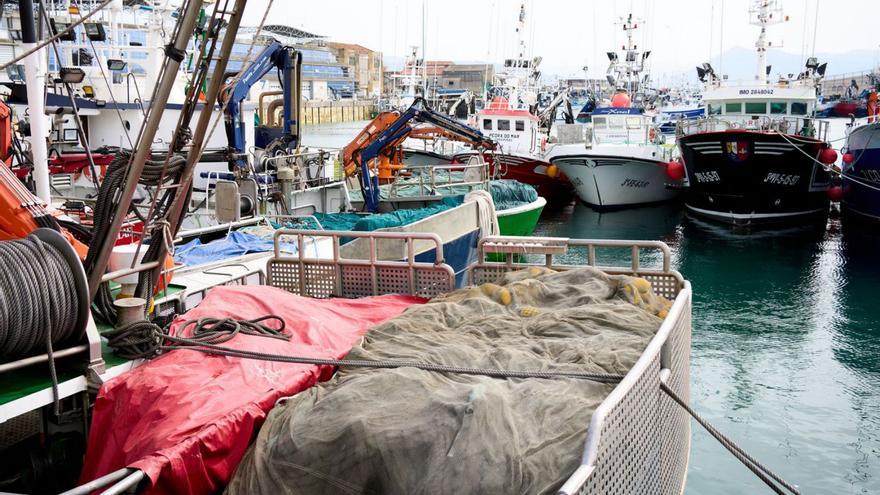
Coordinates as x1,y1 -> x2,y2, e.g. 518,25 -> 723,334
678,131 -> 832,225
453,151 -> 574,206
552,154 -> 678,208
842,122 -> 880,221
496,196 -> 547,236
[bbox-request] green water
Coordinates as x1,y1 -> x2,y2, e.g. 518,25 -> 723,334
535,203 -> 880,494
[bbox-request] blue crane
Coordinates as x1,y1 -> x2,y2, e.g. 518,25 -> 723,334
222,42 -> 301,169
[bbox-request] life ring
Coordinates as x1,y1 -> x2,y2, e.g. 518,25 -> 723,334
648,127 -> 657,142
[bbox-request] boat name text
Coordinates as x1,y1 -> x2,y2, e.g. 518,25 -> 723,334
739,88 -> 775,95
764,173 -> 800,186
620,178 -> 650,188
694,171 -> 721,183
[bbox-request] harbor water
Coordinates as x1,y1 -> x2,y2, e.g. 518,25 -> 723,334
307,120 -> 880,494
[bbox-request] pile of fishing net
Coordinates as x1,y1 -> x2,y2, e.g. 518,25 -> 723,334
227,267 -> 673,495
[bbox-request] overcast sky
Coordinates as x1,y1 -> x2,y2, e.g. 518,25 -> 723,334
241,0 -> 880,83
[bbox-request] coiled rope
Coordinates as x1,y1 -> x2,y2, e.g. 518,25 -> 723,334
106,316 -> 799,494
0,234 -> 84,414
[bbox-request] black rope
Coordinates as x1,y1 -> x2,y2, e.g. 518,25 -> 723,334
660,382 -> 800,495
0,234 -> 83,415
84,149 -> 189,324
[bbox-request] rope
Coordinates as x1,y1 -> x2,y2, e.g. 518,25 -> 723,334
0,0 -> 114,72
0,234 -> 83,415
660,383 -> 800,495
772,131 -> 839,174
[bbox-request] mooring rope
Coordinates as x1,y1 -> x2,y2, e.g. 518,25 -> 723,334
0,234 -> 83,414
107,316 -> 798,493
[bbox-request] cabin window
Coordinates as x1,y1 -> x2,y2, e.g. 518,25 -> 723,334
607,117 -> 624,129
626,117 -> 642,129
790,102 -> 807,115
515,120 -> 525,131
745,101 -> 767,114
708,103 -> 721,115
497,119 -> 511,131
483,119 -> 492,130
770,102 -> 787,114
592,117 -> 606,127
725,102 -> 742,114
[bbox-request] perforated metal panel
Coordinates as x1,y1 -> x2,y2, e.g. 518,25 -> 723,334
469,237 -> 691,495
266,230 -> 456,299
559,288 -> 691,495
0,410 -> 41,450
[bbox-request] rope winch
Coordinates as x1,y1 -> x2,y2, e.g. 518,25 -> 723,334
0,229 -> 89,413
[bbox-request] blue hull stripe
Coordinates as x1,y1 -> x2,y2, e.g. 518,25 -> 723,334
414,229 -> 480,288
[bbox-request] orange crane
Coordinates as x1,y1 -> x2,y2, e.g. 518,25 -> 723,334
341,99 -> 497,210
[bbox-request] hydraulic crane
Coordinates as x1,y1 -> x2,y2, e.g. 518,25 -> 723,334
343,97 -> 496,212
221,41 -> 302,170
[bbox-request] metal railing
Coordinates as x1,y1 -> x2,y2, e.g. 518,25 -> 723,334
383,161 -> 490,199
266,229 -> 456,299
676,115 -> 830,141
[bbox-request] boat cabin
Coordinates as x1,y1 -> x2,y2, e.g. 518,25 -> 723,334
702,85 -> 817,121
590,107 -> 655,146
477,99 -> 541,154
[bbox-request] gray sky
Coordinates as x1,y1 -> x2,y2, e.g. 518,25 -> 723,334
241,0 -> 879,83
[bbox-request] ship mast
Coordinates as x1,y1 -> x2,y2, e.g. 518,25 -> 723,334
17,0 -> 50,203
750,0 -> 785,85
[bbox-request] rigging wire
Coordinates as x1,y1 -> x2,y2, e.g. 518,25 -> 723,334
68,0 -> 136,149
36,3 -> 101,191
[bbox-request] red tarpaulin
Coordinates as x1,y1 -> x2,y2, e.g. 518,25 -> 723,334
80,285 -> 425,494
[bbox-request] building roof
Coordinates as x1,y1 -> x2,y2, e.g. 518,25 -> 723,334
239,24 -> 325,43
327,42 -> 377,54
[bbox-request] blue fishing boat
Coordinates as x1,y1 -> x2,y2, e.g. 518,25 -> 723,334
842,122 -> 880,221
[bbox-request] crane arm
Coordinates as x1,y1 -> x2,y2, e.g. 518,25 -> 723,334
538,88 -> 574,130
221,42 -> 301,168
350,97 -> 495,212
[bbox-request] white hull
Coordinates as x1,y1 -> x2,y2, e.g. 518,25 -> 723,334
550,152 -> 677,207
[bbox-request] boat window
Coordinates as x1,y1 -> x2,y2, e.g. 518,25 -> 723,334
483,119 -> 492,130
626,117 -> 642,129
770,102 -> 787,114
592,117 -> 607,127
790,102 -> 807,115
725,102 -> 742,114
607,117 -> 625,129
708,103 -> 721,115
745,101 -> 767,114
497,120 -> 511,131
515,120 -> 525,131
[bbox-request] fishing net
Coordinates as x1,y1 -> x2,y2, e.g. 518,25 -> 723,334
227,267 -> 672,495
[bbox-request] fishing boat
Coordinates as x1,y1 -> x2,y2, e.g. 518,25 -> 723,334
545,106 -> 679,208
543,14 -> 681,209
675,0 -> 835,225
841,121 -> 880,221
442,4 -> 574,205
340,98 -> 548,237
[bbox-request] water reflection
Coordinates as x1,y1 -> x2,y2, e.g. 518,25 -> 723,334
536,200 -> 880,494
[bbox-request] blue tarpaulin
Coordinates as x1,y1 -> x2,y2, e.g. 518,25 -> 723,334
174,231 -> 299,266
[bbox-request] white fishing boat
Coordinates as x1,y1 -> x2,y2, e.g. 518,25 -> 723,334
545,107 -> 678,208
543,14 -> 680,209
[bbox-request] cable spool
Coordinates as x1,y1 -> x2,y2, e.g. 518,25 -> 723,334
0,228 -> 88,362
